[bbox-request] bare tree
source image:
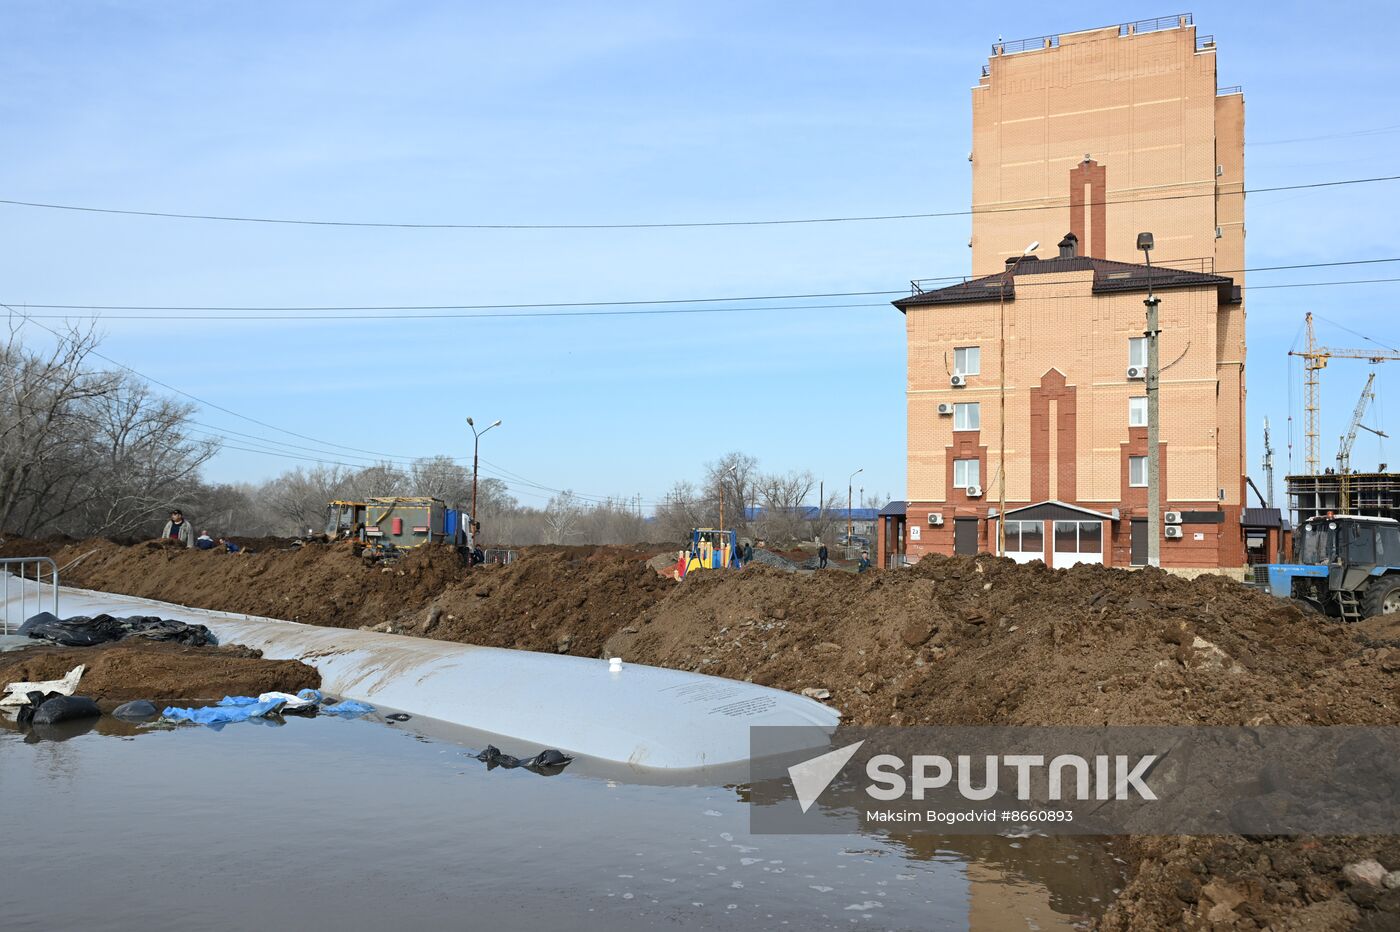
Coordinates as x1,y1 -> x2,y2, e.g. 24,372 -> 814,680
653,480 -> 704,542
345,461 -> 408,500
704,451 -> 759,533
0,323 -> 217,537
0,322 -> 116,531
755,469 -> 816,544
263,464 -> 354,532
541,490 -> 583,544
410,455 -> 473,506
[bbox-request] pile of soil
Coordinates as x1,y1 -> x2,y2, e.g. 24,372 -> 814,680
0,640 -> 319,705
48,539 -> 671,659
605,554 -> 1399,728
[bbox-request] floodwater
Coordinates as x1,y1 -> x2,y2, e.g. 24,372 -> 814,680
0,711 -> 1125,931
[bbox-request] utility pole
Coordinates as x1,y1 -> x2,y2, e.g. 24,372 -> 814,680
848,468 -> 863,550
1138,233 -> 1161,567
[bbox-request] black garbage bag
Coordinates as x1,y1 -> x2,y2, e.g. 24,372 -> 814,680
19,612 -> 215,648
474,744 -> 574,775
31,695 -> 101,725
112,699 -> 160,722
15,690 -> 60,727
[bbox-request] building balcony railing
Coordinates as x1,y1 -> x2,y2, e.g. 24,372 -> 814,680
1121,13 -> 1192,37
993,14 -> 1193,58
1217,85 -> 1243,96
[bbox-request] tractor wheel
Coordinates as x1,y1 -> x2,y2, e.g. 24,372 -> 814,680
1362,577 -> 1400,619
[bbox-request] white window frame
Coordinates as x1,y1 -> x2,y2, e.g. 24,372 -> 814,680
1128,455 -> 1147,487
954,402 -> 981,431
1128,396 -> 1147,427
953,458 -> 980,489
953,346 -> 981,376
1128,337 -> 1146,368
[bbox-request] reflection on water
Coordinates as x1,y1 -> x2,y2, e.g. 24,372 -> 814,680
0,711 -> 1123,931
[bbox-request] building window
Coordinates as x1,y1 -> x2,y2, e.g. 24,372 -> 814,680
1129,396 -> 1147,427
954,346 -> 981,376
1128,337 -> 1146,368
1053,520 -> 1102,554
1128,455 -> 1147,487
954,402 -> 980,431
953,458 -> 980,489
1003,520 -> 1044,554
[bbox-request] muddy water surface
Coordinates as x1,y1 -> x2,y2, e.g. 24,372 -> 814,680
0,712 -> 1124,930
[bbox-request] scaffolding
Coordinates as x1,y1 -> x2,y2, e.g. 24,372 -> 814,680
1287,472 -> 1400,525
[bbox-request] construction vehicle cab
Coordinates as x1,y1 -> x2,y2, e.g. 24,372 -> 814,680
687,528 -> 738,571
324,501 -> 367,539
1262,515 -> 1400,620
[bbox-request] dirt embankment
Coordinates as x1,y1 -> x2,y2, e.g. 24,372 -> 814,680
0,640 -> 319,705
9,536 -> 1400,928
43,538 -> 670,659
606,554 -> 1399,728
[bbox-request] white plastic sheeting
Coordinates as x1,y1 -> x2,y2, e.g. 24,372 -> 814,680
1,582 -> 840,770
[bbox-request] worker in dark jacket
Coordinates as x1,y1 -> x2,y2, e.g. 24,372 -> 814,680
161,510 -> 195,548
858,550 -> 872,573
818,542 -> 829,569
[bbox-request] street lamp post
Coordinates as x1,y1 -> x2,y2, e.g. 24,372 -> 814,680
466,416 -> 502,546
1137,232 -> 1161,567
848,468 -> 863,551
996,241 -> 1039,557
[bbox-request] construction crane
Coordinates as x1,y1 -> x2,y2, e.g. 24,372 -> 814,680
1337,372 -> 1384,474
1262,417 -> 1275,508
1288,312 -> 1400,474
1337,372 -> 1389,512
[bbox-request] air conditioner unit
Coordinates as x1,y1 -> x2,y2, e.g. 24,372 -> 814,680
950,373 -> 967,387
1164,525 -> 1184,539
928,512 -> 944,527
966,484 -> 983,498
1127,366 -> 1145,380
937,403 -> 954,416
1165,511 -> 1183,524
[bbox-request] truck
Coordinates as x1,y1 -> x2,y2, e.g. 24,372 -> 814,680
325,496 -> 473,558
1259,514 -> 1400,621
361,497 -> 472,551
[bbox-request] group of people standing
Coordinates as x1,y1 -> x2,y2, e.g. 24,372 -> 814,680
160,509 -> 242,553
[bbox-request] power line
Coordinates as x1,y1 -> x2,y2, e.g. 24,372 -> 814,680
12,273 -> 1400,323
7,301 -> 891,321
1,173 -> 1396,230
10,257 -> 1400,321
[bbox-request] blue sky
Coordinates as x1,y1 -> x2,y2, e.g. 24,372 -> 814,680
2,1 -> 1397,511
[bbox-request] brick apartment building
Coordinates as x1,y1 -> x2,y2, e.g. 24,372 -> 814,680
877,14 -> 1253,573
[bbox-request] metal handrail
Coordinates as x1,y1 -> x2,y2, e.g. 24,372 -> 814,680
1,557 -> 59,635
1217,85 -> 1243,96
1121,13 -> 1192,36
995,14 -> 1191,57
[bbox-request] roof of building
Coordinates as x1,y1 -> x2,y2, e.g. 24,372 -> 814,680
893,255 -> 1238,310
878,500 -> 907,517
1241,507 -> 1284,528
996,499 -> 1120,522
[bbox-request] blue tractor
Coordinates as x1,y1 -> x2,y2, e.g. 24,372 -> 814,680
1260,515 -> 1400,621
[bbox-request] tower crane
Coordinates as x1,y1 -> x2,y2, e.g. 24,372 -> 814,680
1288,313 -> 1400,474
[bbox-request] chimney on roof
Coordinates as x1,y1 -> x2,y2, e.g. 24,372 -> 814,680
1058,232 -> 1079,259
